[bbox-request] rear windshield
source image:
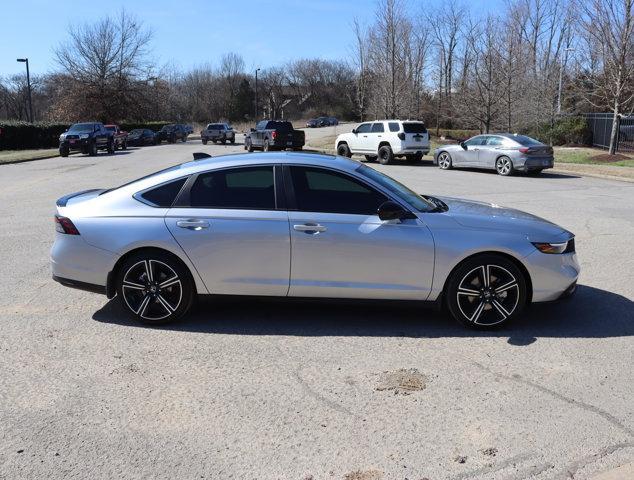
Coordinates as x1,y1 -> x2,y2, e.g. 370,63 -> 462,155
510,135 -> 543,146
403,123 -> 427,134
266,121 -> 293,131
207,124 -> 224,129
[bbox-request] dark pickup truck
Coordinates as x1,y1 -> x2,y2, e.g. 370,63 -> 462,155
244,120 -> 305,152
59,122 -> 115,157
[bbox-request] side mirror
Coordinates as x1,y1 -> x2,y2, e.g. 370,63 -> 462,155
460,142 -> 467,150
377,201 -> 413,221
250,128 -> 256,132
352,128 -> 357,134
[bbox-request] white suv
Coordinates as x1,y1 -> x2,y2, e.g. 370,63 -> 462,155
335,120 -> 430,164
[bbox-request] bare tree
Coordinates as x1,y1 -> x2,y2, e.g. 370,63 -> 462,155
578,0 -> 634,153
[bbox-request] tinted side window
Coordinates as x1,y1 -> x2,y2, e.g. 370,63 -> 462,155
371,123 -> 385,133
486,136 -> 504,146
189,167 -> 275,210
290,167 -> 387,215
388,122 -> 400,132
139,178 -> 187,207
465,136 -> 486,146
356,123 -> 372,133
256,121 -> 267,130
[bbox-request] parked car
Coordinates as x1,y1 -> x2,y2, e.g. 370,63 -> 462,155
336,120 -> 430,164
433,133 -> 554,176
155,124 -> 188,144
306,118 -> 322,128
127,129 -> 157,147
51,152 -> 579,329
183,124 -> 194,135
201,123 -> 235,144
104,124 -> 128,150
59,122 -> 115,157
244,120 -> 305,151
327,116 -> 339,126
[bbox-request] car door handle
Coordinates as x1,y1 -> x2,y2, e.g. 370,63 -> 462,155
293,223 -> 327,234
176,219 -> 210,230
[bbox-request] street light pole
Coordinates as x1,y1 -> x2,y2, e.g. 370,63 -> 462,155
16,58 -> 33,123
255,68 -> 260,120
557,48 -> 575,115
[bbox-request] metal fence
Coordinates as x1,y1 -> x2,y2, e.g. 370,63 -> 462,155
584,113 -> 634,152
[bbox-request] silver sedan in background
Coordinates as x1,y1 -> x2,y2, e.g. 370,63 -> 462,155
434,133 -> 554,175
51,153 -> 578,329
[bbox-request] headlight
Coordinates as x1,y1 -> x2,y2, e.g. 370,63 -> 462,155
532,238 -> 575,254
59,134 -> 65,140
79,133 -> 89,139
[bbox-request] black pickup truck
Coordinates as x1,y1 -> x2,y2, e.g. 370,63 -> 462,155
244,120 -> 305,152
59,122 -> 115,157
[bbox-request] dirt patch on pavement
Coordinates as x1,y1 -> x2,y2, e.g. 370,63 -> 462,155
376,368 -> 427,395
344,469 -> 383,480
590,153 -> 632,163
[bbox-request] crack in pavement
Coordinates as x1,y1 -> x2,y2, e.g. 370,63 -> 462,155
555,442 -> 634,479
450,453 -> 535,480
293,365 -> 361,419
471,361 -> 634,439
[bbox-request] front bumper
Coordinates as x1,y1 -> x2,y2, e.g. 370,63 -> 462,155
60,139 -> 90,152
524,250 -> 580,302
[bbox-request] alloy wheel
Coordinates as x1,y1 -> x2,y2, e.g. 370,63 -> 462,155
438,152 -> 452,169
121,260 -> 182,321
496,157 -> 512,175
456,264 -> 519,326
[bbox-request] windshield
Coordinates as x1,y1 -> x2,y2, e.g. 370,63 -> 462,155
68,123 -> 95,133
208,124 -> 223,129
356,165 -> 435,212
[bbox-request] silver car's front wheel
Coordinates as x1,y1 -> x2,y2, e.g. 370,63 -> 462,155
117,252 -> 194,324
438,152 -> 452,170
446,255 -> 526,329
496,156 -> 514,176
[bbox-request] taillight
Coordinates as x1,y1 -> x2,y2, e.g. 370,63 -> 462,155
397,132 -> 405,140
271,131 -> 277,140
519,147 -> 530,154
55,215 -> 80,235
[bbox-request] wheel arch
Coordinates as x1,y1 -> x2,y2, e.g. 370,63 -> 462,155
106,246 -> 200,299
438,250 -> 533,309
378,141 -> 392,150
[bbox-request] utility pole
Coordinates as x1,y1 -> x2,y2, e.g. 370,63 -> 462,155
16,58 -> 33,122
557,48 -> 575,115
255,68 -> 260,120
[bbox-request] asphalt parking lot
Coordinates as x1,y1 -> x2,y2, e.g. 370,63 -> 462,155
0,129 -> 633,480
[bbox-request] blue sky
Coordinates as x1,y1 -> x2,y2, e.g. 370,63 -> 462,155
1,0 -> 504,77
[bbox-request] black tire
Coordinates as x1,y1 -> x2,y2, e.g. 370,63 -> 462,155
446,254 -> 527,329
263,139 -> 271,152
221,136 -> 226,145
122,140 -> 127,150
60,146 -> 69,157
377,145 -> 394,165
364,155 -> 377,162
89,141 -> 98,156
182,136 -> 187,143
247,139 -> 254,152
437,151 -> 452,170
230,135 -> 235,144
292,146 -> 303,151
107,140 -> 115,154
337,143 -> 351,157
116,250 -> 195,326
496,156 -> 514,176
405,153 -> 423,164
202,138 -> 208,145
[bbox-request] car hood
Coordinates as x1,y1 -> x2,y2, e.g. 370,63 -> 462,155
437,196 -> 572,242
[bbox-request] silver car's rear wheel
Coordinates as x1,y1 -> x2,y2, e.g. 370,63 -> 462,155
496,156 -> 514,176
117,253 -> 194,324
438,152 -> 452,169
446,255 -> 526,329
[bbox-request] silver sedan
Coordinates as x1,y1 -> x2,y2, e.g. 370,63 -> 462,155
434,133 -> 554,175
51,152 -> 579,329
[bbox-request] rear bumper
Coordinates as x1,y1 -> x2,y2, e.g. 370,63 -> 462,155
393,142 -> 431,155
53,275 -> 106,295
516,157 -> 554,171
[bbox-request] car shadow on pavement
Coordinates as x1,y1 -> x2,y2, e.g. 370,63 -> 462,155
92,284 -> 633,343
449,167 -> 581,179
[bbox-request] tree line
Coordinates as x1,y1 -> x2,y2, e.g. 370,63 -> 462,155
1,0 -> 632,152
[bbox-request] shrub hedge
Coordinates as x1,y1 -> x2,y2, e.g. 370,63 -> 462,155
527,117 -> 591,146
0,120 -> 176,150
